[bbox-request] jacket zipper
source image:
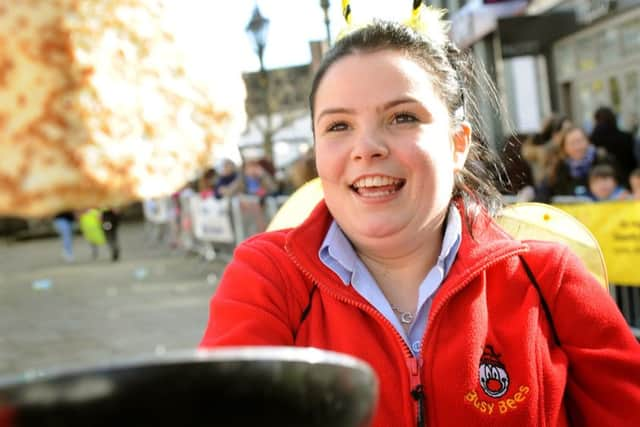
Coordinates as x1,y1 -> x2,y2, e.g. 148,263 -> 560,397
408,357 -> 425,427
287,244 -> 527,426
317,281 -> 426,426
287,247 -> 423,425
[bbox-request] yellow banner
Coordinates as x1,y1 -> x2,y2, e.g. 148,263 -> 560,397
554,201 -> 640,286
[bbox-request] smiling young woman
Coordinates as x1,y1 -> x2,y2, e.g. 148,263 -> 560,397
313,49 -> 465,264
200,6 -> 640,427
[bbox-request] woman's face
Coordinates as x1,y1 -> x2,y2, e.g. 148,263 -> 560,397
313,50 -> 469,247
563,129 -> 590,160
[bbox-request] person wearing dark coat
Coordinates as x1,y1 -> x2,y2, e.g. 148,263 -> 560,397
589,106 -> 636,187
102,208 -> 120,261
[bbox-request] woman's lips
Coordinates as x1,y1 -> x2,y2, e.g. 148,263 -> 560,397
350,178 -> 406,198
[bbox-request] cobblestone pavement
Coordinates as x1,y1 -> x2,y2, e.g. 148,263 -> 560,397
0,221 -> 228,379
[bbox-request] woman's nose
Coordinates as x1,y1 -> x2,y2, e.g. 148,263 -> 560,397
351,129 -> 389,161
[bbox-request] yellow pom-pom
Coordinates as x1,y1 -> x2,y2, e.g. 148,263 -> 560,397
404,3 -> 449,48
334,1 -> 449,47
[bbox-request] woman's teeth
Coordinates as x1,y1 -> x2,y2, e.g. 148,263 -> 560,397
352,176 -> 401,188
351,176 -> 405,197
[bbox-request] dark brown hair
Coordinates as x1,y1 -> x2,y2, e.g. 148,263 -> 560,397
309,20 -> 507,221
588,164 -> 617,182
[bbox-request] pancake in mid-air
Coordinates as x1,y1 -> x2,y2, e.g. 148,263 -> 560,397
0,0 -> 246,218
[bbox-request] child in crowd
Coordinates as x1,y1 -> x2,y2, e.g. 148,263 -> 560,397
243,159 -> 278,198
587,164 -> 629,201
79,208 -> 107,259
198,168 -> 217,198
215,159 -> 242,198
52,210 -> 75,262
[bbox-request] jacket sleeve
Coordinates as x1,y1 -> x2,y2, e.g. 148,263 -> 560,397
550,246 -> 640,426
199,238 -> 302,348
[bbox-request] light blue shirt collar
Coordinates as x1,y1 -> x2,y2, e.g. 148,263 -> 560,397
319,206 -> 461,285
318,205 -> 462,355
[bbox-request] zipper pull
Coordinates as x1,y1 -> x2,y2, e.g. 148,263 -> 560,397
406,357 -> 425,427
411,385 -> 425,427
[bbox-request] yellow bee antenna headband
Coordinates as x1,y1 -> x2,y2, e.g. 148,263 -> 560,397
341,0 -> 352,25
337,0 -> 449,47
336,1 -> 463,120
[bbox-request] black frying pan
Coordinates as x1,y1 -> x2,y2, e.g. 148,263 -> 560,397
0,347 -> 378,427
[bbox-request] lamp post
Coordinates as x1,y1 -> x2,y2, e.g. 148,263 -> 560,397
246,4 -> 273,161
320,0 -> 331,46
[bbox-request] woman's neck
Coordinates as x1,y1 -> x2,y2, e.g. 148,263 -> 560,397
354,218 -> 446,313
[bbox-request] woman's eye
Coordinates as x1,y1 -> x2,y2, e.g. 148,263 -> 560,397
327,121 -> 348,132
391,112 -> 418,124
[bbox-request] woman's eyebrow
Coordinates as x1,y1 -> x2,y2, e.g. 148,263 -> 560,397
316,97 -> 428,121
381,97 -> 433,120
379,97 -> 420,112
316,107 -> 356,122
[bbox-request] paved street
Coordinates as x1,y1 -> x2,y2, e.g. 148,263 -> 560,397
0,221 -> 228,379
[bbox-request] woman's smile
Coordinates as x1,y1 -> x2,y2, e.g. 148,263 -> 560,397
350,175 -> 406,199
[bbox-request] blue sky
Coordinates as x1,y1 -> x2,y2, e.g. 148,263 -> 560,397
168,0 -> 413,73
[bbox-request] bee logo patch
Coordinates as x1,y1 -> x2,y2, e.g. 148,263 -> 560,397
478,345 -> 509,398
465,344 -> 530,415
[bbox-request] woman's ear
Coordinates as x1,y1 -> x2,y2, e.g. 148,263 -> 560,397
452,122 -> 472,171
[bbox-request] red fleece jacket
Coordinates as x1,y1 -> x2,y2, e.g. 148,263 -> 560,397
201,200 -> 640,426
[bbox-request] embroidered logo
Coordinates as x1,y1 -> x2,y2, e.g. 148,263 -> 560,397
478,345 -> 509,398
465,344 -> 530,415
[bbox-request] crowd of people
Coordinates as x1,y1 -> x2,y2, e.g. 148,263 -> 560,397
192,151 -> 317,201
161,150 -> 318,251
49,148 -> 317,264
513,107 -> 640,203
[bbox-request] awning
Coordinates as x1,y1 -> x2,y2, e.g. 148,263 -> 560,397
450,0 -> 528,48
497,12 -> 579,57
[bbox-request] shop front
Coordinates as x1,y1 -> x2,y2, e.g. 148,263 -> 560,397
552,2 -> 640,133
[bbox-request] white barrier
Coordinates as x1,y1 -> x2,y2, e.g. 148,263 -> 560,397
175,190 -> 194,251
230,195 -> 269,243
264,195 -> 290,221
143,193 -> 288,259
142,197 -> 173,244
142,198 -> 171,224
190,196 -> 235,244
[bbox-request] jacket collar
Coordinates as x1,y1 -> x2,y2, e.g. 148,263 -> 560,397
285,199 -> 527,293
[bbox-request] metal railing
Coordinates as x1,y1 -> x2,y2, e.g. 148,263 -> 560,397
143,193 -> 288,260
144,193 -> 640,338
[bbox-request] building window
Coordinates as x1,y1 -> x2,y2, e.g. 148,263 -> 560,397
609,75 -> 621,112
599,28 -> 620,65
578,79 -> 606,130
577,35 -> 598,72
621,19 -> 640,55
623,71 -> 639,131
554,43 -> 575,81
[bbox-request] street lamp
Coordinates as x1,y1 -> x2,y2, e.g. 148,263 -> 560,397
320,0 -> 331,46
246,4 -> 273,161
246,5 -> 270,72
